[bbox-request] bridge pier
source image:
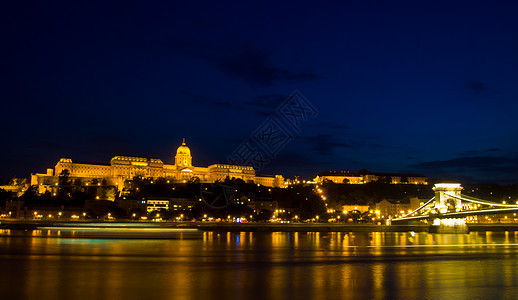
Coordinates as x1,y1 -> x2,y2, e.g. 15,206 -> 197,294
429,183 -> 468,233
433,183 -> 463,213
430,218 -> 468,233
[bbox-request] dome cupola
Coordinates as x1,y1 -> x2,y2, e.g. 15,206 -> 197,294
175,138 -> 192,167
176,138 -> 191,156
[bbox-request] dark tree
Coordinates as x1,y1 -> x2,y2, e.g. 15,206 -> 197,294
256,209 -> 273,221
58,169 -> 70,186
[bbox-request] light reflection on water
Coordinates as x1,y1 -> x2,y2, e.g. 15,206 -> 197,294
2,230 -> 518,300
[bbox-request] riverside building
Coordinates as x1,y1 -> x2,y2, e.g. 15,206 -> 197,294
314,170 -> 428,185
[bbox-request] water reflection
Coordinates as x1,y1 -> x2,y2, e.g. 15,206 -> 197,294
2,230 -> 518,299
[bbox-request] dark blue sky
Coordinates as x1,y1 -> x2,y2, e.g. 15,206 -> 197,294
2,0 -> 518,183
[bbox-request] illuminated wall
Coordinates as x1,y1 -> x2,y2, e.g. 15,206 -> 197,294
255,175 -> 285,188
30,140 -> 283,194
207,164 -> 255,182
315,171 -> 427,185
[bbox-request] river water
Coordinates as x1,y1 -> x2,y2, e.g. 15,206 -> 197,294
1,229 -> 518,300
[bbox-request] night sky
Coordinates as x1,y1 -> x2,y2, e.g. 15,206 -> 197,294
2,1 -> 518,184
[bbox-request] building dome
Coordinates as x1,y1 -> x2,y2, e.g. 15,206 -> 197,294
175,138 -> 193,167
176,138 -> 191,156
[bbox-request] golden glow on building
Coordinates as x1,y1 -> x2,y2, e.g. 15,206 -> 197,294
314,171 -> 428,185
31,139 -> 284,197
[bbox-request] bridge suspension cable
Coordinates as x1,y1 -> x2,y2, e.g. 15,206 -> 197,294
445,193 -> 518,208
400,197 -> 435,218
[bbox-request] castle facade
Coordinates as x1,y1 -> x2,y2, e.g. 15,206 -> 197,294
31,139 -> 284,194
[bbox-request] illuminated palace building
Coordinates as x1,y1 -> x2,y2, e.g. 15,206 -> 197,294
31,139 -> 284,193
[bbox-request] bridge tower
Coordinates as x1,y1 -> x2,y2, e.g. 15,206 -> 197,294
433,183 -> 463,213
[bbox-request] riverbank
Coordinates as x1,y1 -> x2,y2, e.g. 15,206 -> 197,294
195,223 -> 431,232
196,223 -> 518,232
3,219 -> 518,232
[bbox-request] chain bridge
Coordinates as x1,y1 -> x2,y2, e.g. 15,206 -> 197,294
392,183 -> 518,223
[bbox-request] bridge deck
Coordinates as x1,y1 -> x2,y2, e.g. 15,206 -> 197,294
393,207 -> 518,222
